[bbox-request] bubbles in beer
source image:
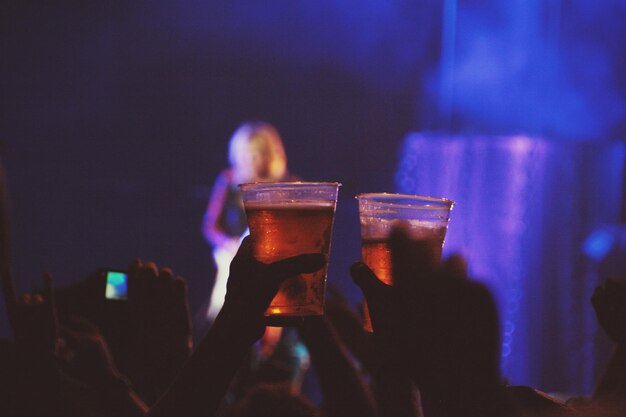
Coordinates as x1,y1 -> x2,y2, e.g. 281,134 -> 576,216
245,201 -> 336,321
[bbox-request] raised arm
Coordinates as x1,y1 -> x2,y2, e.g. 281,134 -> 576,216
146,237 -> 325,417
351,226 -> 509,417
591,277 -> 626,410
298,316 -> 377,417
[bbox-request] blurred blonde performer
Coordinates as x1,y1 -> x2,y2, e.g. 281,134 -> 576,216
202,122 -> 296,321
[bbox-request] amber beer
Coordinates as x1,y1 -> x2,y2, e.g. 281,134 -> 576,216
357,193 -> 454,331
241,182 -> 340,326
361,224 -> 448,285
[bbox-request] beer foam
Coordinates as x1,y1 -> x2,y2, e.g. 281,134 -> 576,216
244,199 -> 336,209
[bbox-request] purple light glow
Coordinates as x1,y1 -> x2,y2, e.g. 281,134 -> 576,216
396,133 -> 624,393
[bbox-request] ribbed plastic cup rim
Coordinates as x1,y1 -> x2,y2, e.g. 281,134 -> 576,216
356,192 -> 454,209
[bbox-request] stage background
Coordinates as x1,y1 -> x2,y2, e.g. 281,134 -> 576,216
397,134 -> 625,394
2,0 -> 625,396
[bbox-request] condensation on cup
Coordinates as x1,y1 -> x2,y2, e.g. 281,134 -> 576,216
357,193 -> 454,331
241,182 -> 341,326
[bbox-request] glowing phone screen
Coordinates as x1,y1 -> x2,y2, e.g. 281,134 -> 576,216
105,271 -> 128,300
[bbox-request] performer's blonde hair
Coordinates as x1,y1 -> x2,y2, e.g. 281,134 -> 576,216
228,122 -> 287,181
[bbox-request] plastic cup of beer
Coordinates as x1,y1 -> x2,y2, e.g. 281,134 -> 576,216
240,182 -> 341,326
356,193 -> 454,331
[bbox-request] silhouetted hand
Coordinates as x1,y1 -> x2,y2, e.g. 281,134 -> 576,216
58,316 -> 149,416
324,284 -> 375,372
5,274 -> 74,416
297,316 -> 377,417
351,225 -> 504,417
146,236 -> 325,417
592,277 -> 626,345
591,277 -> 626,410
125,259 -> 192,403
52,260 -> 191,403
59,316 -> 128,389
10,273 -> 59,354
220,236 -> 326,342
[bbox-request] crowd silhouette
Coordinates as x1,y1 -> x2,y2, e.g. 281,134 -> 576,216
1,161 -> 626,417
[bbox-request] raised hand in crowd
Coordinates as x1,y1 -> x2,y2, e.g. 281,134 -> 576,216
323,284 -> 376,373
297,316 -> 377,417
592,277 -> 626,345
124,260 -> 192,403
8,272 -> 58,355
146,236 -> 325,417
52,260 -> 193,405
585,277 -> 626,415
58,316 -> 149,416
350,224 -> 507,417
2,273 -> 66,416
2,272 -> 147,417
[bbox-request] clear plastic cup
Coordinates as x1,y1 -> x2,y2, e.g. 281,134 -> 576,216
357,193 -> 454,331
241,182 -> 341,326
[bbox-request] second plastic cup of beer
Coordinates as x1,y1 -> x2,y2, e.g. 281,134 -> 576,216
240,182 -> 341,326
357,193 -> 454,331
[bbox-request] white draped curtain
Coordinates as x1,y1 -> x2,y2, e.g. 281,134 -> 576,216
396,133 -> 625,394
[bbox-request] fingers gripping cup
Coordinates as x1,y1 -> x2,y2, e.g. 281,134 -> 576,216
357,193 -> 454,331
241,182 -> 341,326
